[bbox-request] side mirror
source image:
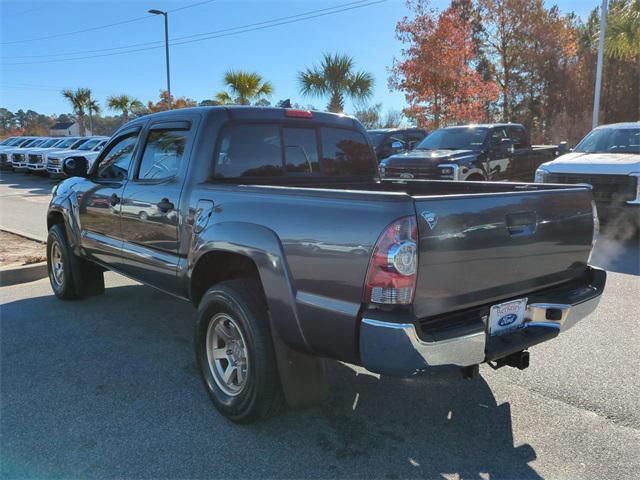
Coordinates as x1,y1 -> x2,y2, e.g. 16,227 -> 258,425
557,141 -> 568,155
391,141 -> 404,150
500,138 -> 515,154
63,156 -> 88,178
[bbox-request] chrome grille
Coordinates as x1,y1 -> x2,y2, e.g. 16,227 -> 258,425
546,173 -> 637,205
12,153 -> 25,162
28,154 -> 43,164
383,165 -> 442,179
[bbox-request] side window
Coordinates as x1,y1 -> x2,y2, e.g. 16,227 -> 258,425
214,124 -> 283,178
283,127 -> 319,174
321,127 -> 376,176
490,128 -> 508,147
508,127 -> 529,149
96,133 -> 139,180
137,129 -> 188,180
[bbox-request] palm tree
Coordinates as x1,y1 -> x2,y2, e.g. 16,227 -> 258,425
215,70 -> 273,105
605,0 -> 640,61
107,94 -> 144,124
61,87 -> 91,136
298,53 -> 374,113
86,96 -> 100,135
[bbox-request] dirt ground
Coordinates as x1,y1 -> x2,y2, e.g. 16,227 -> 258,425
0,231 -> 46,269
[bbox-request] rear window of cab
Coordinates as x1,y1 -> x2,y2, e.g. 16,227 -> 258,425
213,123 -> 376,179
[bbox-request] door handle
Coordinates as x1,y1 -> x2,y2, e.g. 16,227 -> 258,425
506,212 -> 537,236
109,193 -> 120,206
157,198 -> 175,213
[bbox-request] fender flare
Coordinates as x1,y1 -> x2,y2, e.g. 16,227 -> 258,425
189,221 -> 311,353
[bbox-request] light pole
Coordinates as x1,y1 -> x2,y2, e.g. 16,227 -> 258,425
149,9 -> 171,109
592,0 -> 607,129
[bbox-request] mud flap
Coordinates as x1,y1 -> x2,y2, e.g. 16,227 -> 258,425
270,318 -> 328,408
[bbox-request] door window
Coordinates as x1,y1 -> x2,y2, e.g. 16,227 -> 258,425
508,127 -> 529,149
96,133 -> 139,180
490,128 -> 509,147
283,127 -> 319,174
138,129 -> 188,180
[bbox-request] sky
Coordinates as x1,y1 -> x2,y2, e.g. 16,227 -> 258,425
0,0 -> 597,118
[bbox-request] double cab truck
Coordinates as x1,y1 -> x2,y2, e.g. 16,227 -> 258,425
536,122 -> 640,231
47,107 -> 605,423
380,123 -> 565,182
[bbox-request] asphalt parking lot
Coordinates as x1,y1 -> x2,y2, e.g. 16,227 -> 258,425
1,170 -> 639,479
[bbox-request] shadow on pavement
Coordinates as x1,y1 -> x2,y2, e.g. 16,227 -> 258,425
0,171 -> 57,197
1,283 -> 539,479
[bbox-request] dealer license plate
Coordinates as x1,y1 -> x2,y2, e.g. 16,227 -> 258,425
488,298 -> 528,336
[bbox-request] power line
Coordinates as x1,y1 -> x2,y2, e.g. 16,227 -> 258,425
0,0 -> 218,46
3,0 -> 373,60
1,0 -> 387,66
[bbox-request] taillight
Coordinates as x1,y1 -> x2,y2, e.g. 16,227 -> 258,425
364,216 -> 418,305
284,109 -> 313,118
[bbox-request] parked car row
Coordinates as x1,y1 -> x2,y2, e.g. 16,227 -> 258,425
0,135 -> 108,177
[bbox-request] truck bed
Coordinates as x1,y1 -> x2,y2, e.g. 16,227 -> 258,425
205,178 -> 594,325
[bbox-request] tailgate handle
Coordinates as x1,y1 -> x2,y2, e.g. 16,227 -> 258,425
506,212 -> 537,236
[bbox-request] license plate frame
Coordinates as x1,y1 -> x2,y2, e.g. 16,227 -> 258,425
488,298 -> 528,336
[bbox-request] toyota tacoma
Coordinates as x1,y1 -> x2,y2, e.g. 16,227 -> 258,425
47,107 -> 605,423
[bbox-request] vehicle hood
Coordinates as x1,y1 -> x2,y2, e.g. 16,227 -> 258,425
381,149 -> 479,167
2,147 -> 34,156
47,148 -> 85,158
541,152 -> 640,175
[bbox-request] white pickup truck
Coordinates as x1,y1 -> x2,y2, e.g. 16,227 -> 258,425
536,122 -> 640,231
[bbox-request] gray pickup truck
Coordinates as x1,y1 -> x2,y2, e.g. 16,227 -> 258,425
47,107 -> 605,423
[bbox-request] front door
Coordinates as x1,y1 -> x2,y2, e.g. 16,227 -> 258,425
118,121 -> 192,293
487,127 -> 512,180
76,130 -> 140,266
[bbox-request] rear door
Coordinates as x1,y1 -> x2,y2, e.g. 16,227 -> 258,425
118,119 -> 194,293
412,187 -> 595,319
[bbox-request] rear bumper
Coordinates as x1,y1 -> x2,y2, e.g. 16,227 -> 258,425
359,266 -> 606,376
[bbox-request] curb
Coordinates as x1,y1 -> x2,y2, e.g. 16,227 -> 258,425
0,228 -> 48,286
0,262 -> 48,287
0,226 -> 46,244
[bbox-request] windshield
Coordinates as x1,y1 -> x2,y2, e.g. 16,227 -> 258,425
38,139 -> 58,148
77,138 -> 102,150
574,127 -> 640,154
70,138 -> 90,149
1,137 -> 15,145
56,138 -> 79,148
416,127 -> 488,150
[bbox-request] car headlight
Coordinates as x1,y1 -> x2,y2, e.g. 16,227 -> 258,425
534,167 -> 549,183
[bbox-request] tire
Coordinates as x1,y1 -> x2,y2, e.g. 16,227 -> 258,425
466,174 -> 485,182
47,224 -> 105,300
194,279 -> 284,423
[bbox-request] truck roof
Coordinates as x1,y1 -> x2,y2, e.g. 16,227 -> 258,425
593,122 -> 640,129
441,123 -> 525,129
126,106 -> 361,129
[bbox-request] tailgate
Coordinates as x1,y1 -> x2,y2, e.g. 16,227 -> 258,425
412,187 -> 595,319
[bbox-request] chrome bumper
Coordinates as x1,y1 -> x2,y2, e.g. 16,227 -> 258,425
359,267 -> 605,376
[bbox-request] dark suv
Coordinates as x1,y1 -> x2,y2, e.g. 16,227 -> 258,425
368,128 -> 428,161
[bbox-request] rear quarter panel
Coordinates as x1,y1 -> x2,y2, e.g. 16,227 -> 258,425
188,184 -> 415,362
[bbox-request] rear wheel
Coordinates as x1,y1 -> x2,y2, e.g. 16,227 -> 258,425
195,279 -> 284,423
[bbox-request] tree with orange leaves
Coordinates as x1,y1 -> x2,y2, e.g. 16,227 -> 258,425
390,0 -> 499,129
146,90 -> 197,113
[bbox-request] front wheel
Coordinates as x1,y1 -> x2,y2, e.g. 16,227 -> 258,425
194,280 -> 284,423
47,224 -> 105,300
